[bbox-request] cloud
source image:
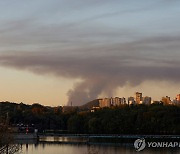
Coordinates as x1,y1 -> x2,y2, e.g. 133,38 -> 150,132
0,34 -> 180,105
0,0 -> 180,105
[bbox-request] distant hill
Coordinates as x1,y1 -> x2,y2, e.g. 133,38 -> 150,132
0,100 -> 100,113
80,99 -> 100,110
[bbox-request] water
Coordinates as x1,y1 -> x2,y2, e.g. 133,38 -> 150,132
15,136 -> 180,154
17,143 -> 180,154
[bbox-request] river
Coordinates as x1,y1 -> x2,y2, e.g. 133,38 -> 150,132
14,136 -> 180,154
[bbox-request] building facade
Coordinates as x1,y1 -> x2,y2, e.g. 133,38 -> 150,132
128,97 -> 135,105
135,92 -> 142,104
161,96 -> 172,105
99,97 -> 127,108
99,98 -> 111,108
142,96 -> 151,105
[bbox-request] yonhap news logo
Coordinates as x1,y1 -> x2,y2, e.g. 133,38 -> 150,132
134,138 -> 146,151
134,138 -> 180,151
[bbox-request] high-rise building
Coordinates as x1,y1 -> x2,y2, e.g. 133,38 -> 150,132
99,97 -> 127,107
176,94 -> 180,102
173,94 -> 180,105
142,96 -> 151,105
128,97 -> 135,105
161,96 -> 172,105
120,97 -> 126,105
135,92 -> 142,104
112,97 -> 121,106
113,97 -> 126,106
99,98 -> 111,108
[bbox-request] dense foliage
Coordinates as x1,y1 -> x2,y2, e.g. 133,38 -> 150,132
1,102 -> 180,134
0,118 -> 13,147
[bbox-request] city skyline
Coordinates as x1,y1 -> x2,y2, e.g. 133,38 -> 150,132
1,90 -> 180,107
0,1 -> 180,106
99,92 -> 180,107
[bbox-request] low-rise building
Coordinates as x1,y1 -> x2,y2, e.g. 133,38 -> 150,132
91,106 -> 100,112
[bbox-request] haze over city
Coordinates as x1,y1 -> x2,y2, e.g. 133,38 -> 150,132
0,0 -> 180,106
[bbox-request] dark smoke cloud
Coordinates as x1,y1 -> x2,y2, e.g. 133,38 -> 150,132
0,0 -> 180,105
0,34 -> 180,105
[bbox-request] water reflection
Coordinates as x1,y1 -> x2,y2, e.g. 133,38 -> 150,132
16,143 -> 180,154
14,136 -> 180,154
16,144 -> 127,154
39,136 -> 88,143
87,145 -> 99,154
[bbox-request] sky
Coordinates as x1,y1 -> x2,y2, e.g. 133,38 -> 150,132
0,0 -> 180,106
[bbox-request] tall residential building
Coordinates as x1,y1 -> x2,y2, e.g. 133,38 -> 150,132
112,97 -> 121,106
113,97 -> 126,106
173,94 -> 180,105
142,96 -> 151,105
99,97 -> 127,108
128,97 -> 135,105
135,92 -> 142,104
176,94 -> 180,102
99,98 -> 111,108
121,97 -> 126,105
161,96 -> 172,105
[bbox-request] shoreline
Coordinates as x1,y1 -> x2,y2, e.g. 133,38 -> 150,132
39,134 -> 180,139
12,133 -> 180,139
13,133 -> 180,146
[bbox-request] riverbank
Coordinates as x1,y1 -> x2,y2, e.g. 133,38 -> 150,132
13,133 -> 38,140
13,133 -> 180,140
12,133 -> 180,146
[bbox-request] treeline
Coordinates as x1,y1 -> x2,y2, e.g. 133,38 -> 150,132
1,102 -> 180,134
0,118 -> 13,147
